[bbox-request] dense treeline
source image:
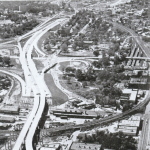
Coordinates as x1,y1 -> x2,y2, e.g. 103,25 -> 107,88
0,19 -> 38,38
77,131 -> 137,150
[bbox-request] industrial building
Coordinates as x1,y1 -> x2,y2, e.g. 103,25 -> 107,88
50,108 -> 101,119
0,105 -> 19,115
69,142 -> 104,150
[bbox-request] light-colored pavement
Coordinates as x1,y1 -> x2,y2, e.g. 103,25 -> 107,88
138,102 -> 150,150
13,18 -> 69,150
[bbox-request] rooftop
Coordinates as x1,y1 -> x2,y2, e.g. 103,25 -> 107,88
118,120 -> 140,127
40,143 -> 60,150
122,89 -> 138,101
69,142 -> 102,150
0,105 -> 19,113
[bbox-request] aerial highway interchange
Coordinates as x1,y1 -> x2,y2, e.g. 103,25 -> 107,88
0,2 -> 149,150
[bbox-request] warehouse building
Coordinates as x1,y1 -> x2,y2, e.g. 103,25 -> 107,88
0,105 -> 19,115
69,142 -> 104,150
50,108 -> 100,119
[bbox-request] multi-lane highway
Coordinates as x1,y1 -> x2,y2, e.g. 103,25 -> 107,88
12,18 -> 68,150
138,103 -> 150,150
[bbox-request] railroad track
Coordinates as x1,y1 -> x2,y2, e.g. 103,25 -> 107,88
38,93 -> 150,137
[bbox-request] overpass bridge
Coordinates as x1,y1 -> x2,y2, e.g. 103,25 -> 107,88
12,18 -> 68,150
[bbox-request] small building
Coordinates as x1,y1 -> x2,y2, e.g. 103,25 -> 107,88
118,120 -> 140,127
83,41 -> 93,46
69,142 -> 104,150
0,105 -> 19,115
39,143 -> 61,150
129,77 -> 148,85
0,116 -> 15,123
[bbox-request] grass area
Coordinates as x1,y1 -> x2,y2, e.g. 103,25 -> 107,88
11,58 -> 22,70
20,36 -> 31,47
45,73 -> 68,105
37,31 -> 50,50
59,61 -> 70,72
33,59 -> 44,71
8,78 -> 21,99
32,48 -> 39,57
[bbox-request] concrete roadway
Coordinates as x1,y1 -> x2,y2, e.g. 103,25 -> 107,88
12,18 -> 69,150
138,102 -> 150,150
25,18 -> 69,150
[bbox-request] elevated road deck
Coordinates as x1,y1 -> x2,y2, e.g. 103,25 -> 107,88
138,102 -> 150,150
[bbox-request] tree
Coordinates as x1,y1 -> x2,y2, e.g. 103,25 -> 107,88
3,57 -> 11,66
93,50 -> 99,57
67,76 -> 71,84
82,81 -> 87,88
114,55 -> 120,65
86,67 -> 96,81
102,56 -> 110,66
75,69 -> 82,80
72,43 -> 77,51
51,39 -> 56,46
47,44 -> 51,51
65,66 -> 76,73
61,43 -> 68,52
113,43 -> 120,51
83,131 -> 137,150
44,38 -> 49,45
0,55 -> 3,63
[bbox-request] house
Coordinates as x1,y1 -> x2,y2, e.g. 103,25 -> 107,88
69,142 -> 104,150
